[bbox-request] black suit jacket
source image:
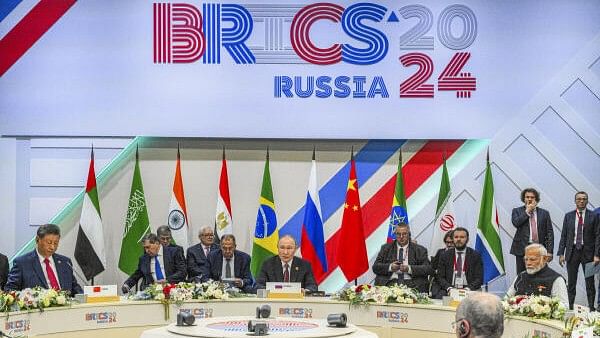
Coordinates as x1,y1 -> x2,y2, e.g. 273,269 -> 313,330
0,253 -> 9,291
200,249 -> 254,293
256,256 -> 317,292
372,242 -> 431,292
5,250 -> 83,295
558,209 -> 600,262
186,243 -> 219,281
436,247 -> 483,294
124,245 -> 187,290
510,206 -> 554,256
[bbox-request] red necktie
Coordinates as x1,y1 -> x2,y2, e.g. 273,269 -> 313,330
283,263 -> 290,282
530,212 -> 538,243
44,258 -> 60,290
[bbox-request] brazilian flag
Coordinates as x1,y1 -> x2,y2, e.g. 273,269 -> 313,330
250,153 -> 279,277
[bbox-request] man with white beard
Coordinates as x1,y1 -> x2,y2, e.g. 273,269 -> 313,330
506,243 -> 568,306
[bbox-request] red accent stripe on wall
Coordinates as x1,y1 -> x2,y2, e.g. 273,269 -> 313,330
317,140 -> 464,283
0,0 -> 76,77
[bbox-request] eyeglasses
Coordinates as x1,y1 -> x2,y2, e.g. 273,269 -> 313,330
201,234 -> 214,237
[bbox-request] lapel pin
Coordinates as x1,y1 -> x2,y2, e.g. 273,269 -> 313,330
295,267 -> 299,271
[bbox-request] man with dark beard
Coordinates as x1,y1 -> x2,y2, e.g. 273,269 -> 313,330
436,227 -> 483,297
506,244 -> 568,306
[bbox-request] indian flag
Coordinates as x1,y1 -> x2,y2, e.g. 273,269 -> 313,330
168,146 -> 190,248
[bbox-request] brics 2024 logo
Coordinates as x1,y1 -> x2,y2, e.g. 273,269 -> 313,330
153,2 -> 478,99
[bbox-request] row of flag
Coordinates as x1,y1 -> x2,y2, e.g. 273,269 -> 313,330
73,145 -> 505,287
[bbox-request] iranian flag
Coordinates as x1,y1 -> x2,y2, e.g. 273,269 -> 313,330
74,147 -> 106,281
214,148 -> 233,242
168,146 -> 190,248
429,157 -> 456,255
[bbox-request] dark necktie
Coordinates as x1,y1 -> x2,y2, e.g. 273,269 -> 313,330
155,256 -> 164,280
44,258 -> 60,290
225,259 -> 232,278
456,252 -> 463,278
398,247 -> 404,281
576,211 -> 584,250
283,263 -> 290,282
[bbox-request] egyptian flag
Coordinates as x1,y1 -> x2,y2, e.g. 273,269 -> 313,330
214,148 -> 233,243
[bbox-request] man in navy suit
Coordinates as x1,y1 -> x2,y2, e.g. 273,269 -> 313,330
200,234 -> 254,293
436,227 -> 483,297
122,233 -> 187,292
5,224 -> 83,295
157,225 -> 185,258
256,235 -> 317,292
0,252 -> 9,290
558,191 -> 600,310
186,226 -> 219,281
510,188 -> 554,274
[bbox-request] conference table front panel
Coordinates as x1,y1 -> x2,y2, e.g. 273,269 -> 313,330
0,298 -> 564,338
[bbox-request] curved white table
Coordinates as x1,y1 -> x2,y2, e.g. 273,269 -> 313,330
0,298 -> 564,338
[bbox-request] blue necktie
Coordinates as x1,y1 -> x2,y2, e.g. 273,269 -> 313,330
155,256 -> 164,280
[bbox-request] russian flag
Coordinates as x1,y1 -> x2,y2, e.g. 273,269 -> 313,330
300,154 -> 328,282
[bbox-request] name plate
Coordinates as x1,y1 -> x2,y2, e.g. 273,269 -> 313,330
266,282 -> 303,299
84,285 -> 120,303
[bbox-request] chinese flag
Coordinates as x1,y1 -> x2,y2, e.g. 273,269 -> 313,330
338,157 -> 369,281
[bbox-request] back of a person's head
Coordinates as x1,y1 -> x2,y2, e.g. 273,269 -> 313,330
456,292 -> 504,338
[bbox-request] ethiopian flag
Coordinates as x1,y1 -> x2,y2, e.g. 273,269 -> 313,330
250,152 -> 279,277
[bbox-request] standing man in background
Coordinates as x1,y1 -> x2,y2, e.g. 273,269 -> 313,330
510,188 -> 554,274
558,191 -> 599,310
186,226 -> 219,281
157,225 -> 185,258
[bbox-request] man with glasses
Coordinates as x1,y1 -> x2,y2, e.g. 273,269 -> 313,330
506,243 -> 567,306
256,235 -> 317,292
157,225 -> 185,258
453,292 -> 504,338
186,226 -> 219,281
372,223 -> 431,292
122,233 -> 187,292
200,234 -> 254,293
557,191 -> 600,310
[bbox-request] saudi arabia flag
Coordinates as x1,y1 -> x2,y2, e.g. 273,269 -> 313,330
118,147 -> 150,275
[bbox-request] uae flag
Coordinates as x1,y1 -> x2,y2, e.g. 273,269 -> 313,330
168,146 -> 190,248
214,148 -> 233,243
74,147 -> 106,281
338,152 -> 369,282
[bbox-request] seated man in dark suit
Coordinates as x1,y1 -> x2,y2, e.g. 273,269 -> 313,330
372,223 -> 431,292
0,252 -> 9,290
200,234 -> 254,293
430,230 -> 454,298
5,224 -> 83,295
157,225 -> 185,258
186,226 -> 219,281
122,233 -> 187,292
256,235 -> 317,292
435,227 -> 483,298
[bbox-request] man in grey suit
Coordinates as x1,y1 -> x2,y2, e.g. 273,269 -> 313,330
186,226 -> 219,281
510,188 -> 554,274
372,223 -> 431,292
256,235 -> 317,292
558,191 -> 600,310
